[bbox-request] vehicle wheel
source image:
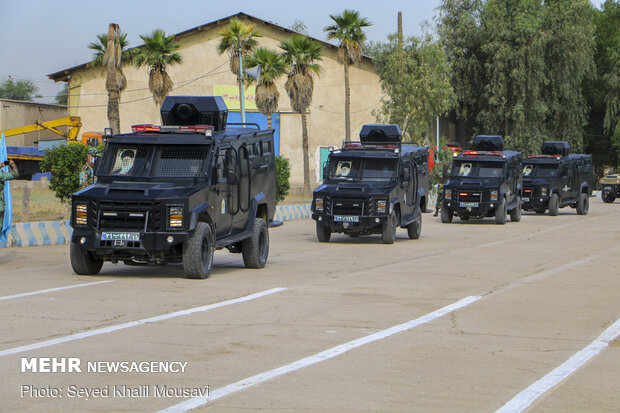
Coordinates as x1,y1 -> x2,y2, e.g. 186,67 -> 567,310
602,192 -> 615,204
70,241 -> 103,275
407,215 -> 422,239
549,193 -> 559,216
316,222 -> 331,242
440,207 -> 453,223
242,218 -> 269,269
382,211 -> 398,244
510,196 -> 522,222
576,193 -> 589,215
182,222 -> 214,279
495,197 -> 507,225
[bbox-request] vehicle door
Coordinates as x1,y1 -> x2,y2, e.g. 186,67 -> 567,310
401,159 -> 417,222
233,144 -> 251,233
212,147 -> 234,238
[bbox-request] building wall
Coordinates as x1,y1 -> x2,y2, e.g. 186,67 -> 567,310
66,18 -> 383,187
0,100 -> 68,146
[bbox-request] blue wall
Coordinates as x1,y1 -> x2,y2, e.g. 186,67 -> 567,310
227,112 -> 280,156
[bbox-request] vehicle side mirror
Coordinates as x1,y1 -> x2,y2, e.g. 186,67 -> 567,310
323,165 -> 328,180
402,167 -> 411,182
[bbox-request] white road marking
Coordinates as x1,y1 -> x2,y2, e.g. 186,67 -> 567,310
157,295 -> 481,413
0,280 -> 114,301
0,288 -> 286,357
496,318 -> 620,413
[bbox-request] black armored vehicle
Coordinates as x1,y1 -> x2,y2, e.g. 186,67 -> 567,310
522,141 -> 593,215
70,96 -> 276,279
311,124 -> 430,244
441,135 -> 522,224
600,173 -> 620,203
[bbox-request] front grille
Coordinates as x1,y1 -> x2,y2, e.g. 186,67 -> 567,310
523,186 -> 538,199
93,200 -> 165,231
455,191 -> 482,203
331,198 -> 367,215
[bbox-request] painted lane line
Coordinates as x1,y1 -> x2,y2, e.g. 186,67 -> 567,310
158,295 -> 481,413
0,280 -> 115,301
0,287 -> 286,357
496,318 -> 620,413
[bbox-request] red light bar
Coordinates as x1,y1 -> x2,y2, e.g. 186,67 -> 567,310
524,189 -> 532,193
463,150 -> 503,156
131,124 -> 160,132
459,192 -> 468,197
528,154 -> 561,159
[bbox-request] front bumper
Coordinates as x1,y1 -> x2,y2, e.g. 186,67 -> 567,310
71,229 -> 189,258
443,199 -> 498,216
522,195 -> 549,210
312,213 -> 388,233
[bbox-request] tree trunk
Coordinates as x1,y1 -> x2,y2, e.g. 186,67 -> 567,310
108,89 -> 120,134
344,64 -> 351,141
301,112 -> 311,199
267,113 -> 272,130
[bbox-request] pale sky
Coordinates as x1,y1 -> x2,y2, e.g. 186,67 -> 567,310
0,0 -> 607,104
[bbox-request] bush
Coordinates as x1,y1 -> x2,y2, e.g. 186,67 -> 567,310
275,156 -> 291,203
39,143 -> 88,204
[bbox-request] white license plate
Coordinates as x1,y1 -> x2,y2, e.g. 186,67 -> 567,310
604,187 -> 611,191
334,215 -> 359,223
523,197 -> 530,202
459,202 -> 478,208
101,232 -> 140,241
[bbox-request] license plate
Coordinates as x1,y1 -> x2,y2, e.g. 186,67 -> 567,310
334,215 -> 359,223
101,232 -> 140,241
459,202 -> 478,208
604,187 -> 611,191
522,197 -> 530,202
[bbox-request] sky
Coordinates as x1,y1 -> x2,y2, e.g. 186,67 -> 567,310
0,0 -> 607,105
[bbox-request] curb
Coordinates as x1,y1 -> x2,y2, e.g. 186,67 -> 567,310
1,204 -> 313,249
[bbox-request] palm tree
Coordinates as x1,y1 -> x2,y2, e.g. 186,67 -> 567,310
325,10 -> 372,140
133,29 -> 182,105
217,18 -> 261,121
280,34 -> 323,198
245,47 -> 286,129
89,24 -> 133,134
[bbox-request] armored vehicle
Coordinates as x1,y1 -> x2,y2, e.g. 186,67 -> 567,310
70,96 -> 276,279
522,141 -> 593,215
311,124 -> 430,244
600,173 -> 620,203
441,135 -> 522,224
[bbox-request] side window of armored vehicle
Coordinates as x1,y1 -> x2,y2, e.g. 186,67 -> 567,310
216,150 -> 227,182
262,140 -> 272,155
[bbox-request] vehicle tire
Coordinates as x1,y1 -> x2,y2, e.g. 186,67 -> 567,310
70,241 -> 103,275
495,197 -> 507,225
549,193 -> 559,216
510,196 -> 522,222
242,218 -> 269,269
382,211 -> 398,244
440,207 -> 453,223
316,222 -> 331,242
602,192 -> 615,204
407,215 -> 422,239
182,222 -> 214,279
576,193 -> 589,215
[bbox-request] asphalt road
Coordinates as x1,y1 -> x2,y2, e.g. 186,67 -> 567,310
1,199 -> 619,412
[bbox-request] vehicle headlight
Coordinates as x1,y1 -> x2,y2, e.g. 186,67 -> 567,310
315,197 -> 324,212
377,199 -> 387,214
167,205 -> 183,229
490,190 -> 498,202
445,189 -> 451,200
75,203 -> 87,226
541,186 -> 548,197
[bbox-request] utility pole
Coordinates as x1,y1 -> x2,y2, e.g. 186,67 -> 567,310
238,39 -> 246,126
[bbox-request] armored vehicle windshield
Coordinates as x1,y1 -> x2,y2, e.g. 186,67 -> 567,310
451,160 -> 504,179
97,143 -> 211,179
522,163 -> 558,178
324,157 -> 397,182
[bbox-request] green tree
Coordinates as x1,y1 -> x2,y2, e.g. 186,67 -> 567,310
543,0 -> 594,151
88,31 -> 133,67
275,155 -> 291,203
217,17 -> 260,118
40,143 -> 88,204
0,77 -> 40,101
245,47 -> 286,129
280,34 -> 323,198
133,29 -> 182,105
373,34 -> 455,145
55,83 -> 68,105
325,9 -> 372,140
